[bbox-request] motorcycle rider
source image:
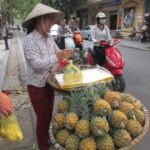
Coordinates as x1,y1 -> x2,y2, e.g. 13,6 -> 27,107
91,12 -> 112,66
68,19 -> 80,34
57,19 -> 70,49
68,19 -> 83,50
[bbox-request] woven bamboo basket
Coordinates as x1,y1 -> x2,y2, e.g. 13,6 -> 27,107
47,65 -> 113,94
49,99 -> 149,150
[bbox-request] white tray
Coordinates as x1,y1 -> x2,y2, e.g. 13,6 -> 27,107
55,67 -> 114,89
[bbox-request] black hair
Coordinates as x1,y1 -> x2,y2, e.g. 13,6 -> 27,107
25,18 -> 36,34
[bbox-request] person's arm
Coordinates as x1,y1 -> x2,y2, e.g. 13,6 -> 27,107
77,27 -> 80,33
106,26 -> 112,40
68,28 -> 74,35
0,92 -> 14,117
91,26 -> 97,43
50,39 -> 74,62
24,39 -> 53,71
57,26 -> 61,36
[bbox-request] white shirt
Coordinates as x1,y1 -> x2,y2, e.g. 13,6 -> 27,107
23,30 -> 60,87
91,24 -> 112,43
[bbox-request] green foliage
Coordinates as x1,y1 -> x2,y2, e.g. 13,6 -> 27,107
2,0 -> 41,22
41,0 -> 80,19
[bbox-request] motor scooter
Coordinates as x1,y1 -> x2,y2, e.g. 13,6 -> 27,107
87,39 -> 126,92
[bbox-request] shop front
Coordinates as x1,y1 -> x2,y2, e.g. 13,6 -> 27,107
76,0 -> 145,38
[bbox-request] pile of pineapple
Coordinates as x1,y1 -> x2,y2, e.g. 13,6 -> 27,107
52,84 -> 145,150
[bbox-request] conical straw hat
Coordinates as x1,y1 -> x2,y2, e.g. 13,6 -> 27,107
22,3 -> 64,28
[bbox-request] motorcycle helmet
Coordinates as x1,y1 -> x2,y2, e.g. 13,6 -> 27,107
96,12 -> 106,25
96,12 -> 106,19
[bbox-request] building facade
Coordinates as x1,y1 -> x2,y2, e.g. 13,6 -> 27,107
76,0 -> 146,37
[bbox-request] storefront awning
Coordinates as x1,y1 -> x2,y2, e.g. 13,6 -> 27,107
98,0 -> 122,9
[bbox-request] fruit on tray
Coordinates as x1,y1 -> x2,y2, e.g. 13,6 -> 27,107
109,110 -> 128,129
57,99 -> 69,113
56,129 -> 70,146
112,129 -> 132,148
104,91 -> 122,108
52,84 -> 146,150
79,137 -> 97,150
97,134 -> 115,150
65,134 -> 80,150
63,61 -> 83,84
90,116 -> 109,137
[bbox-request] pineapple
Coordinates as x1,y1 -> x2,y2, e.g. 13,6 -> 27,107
79,137 -> 96,150
52,125 -> 59,137
65,134 -> 80,150
96,133 -> 115,150
93,99 -> 112,117
121,93 -> 135,104
65,113 -> 79,130
75,119 -> 90,138
109,110 -> 128,129
56,129 -> 70,146
118,102 -> 135,118
104,91 -> 121,108
130,109 -> 145,125
67,91 -> 90,137
132,101 -> 142,110
90,117 -> 109,137
126,119 -> 142,138
53,113 -> 65,129
57,100 -> 69,113
112,129 -> 132,148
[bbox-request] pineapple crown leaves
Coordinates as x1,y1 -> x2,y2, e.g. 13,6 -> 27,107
95,83 -> 110,98
84,86 -> 101,103
78,97 -> 92,120
67,90 -> 92,120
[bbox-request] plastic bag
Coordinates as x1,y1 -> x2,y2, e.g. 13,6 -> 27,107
65,37 -> 76,49
0,113 -> 23,141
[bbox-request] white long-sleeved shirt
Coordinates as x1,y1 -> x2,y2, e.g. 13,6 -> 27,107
23,30 -> 60,87
91,24 -> 112,43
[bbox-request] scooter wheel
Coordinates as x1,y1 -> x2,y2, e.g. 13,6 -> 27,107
112,75 -> 126,92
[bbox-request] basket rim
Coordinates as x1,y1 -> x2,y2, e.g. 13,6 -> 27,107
49,100 -> 150,150
47,65 -> 113,92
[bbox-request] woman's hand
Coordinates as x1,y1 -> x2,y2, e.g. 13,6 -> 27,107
0,92 -> 14,117
56,49 -> 74,62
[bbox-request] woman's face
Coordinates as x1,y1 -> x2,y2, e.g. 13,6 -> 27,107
44,15 -> 55,32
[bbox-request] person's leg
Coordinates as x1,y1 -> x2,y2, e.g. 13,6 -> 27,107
4,37 -> 9,49
94,46 -> 105,66
27,84 -> 54,150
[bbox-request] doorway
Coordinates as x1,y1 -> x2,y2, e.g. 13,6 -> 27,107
110,15 -> 117,30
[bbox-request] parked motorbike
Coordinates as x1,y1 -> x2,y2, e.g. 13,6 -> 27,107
87,39 -> 126,92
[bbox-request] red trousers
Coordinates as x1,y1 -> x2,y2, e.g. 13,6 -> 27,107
27,84 -> 54,150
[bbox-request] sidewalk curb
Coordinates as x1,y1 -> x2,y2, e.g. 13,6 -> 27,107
119,44 -> 150,52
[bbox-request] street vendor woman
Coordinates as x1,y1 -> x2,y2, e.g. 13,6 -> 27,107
22,3 -> 73,150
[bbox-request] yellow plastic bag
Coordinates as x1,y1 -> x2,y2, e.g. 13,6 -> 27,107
0,113 -> 23,141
